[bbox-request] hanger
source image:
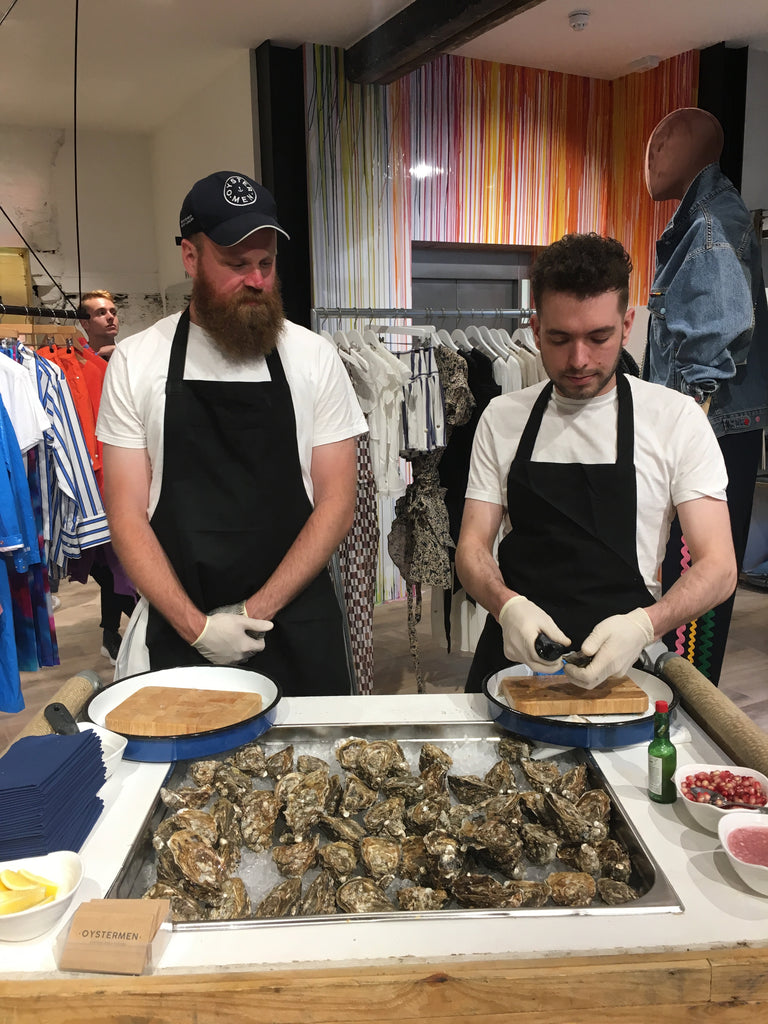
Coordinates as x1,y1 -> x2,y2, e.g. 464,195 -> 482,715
479,325 -> 509,359
450,328 -> 473,352
436,328 -> 459,353
465,325 -> 498,360
333,330 -> 352,352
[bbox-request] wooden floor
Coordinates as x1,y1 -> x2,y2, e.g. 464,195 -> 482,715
1,578 -> 767,751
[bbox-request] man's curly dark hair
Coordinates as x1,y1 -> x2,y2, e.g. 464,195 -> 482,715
530,233 -> 632,313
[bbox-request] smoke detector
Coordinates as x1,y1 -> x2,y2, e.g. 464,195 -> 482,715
568,9 -> 591,31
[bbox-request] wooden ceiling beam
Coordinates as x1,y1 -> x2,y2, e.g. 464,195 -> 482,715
345,0 -> 545,84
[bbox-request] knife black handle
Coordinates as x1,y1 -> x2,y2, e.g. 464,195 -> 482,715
44,702 -> 79,735
534,633 -> 568,662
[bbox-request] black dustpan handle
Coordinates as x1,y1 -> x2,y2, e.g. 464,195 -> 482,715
44,702 -> 79,735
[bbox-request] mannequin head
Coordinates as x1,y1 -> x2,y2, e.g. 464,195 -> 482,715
644,108 -> 724,202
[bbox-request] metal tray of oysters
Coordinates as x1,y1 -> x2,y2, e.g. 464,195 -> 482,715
108,723 -> 683,927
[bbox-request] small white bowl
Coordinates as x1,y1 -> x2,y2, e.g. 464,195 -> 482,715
0,851 -> 84,942
718,811 -> 768,896
673,762 -> 768,833
77,723 -> 127,779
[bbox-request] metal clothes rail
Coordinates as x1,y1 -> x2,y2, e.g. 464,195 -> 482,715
311,306 -> 534,331
0,303 -> 83,320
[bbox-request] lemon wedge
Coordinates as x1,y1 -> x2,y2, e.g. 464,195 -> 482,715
17,869 -> 58,899
0,868 -> 42,891
0,886 -> 47,915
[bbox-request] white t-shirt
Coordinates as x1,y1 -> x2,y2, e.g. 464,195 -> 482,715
465,376 -> 728,600
96,312 -> 368,516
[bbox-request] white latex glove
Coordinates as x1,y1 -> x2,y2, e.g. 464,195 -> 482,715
498,595 -> 571,674
563,607 -> 654,690
192,613 -> 274,666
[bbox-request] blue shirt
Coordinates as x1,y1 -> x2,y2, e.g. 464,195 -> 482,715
643,163 -> 768,438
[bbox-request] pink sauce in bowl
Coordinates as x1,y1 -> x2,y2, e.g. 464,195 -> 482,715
727,826 -> 768,867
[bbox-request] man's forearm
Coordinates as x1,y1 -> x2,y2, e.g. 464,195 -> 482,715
109,514 -> 206,643
455,538 -> 516,621
645,557 -> 737,641
245,499 -> 353,620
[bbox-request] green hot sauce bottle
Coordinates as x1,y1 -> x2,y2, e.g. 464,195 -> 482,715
648,699 -> 677,803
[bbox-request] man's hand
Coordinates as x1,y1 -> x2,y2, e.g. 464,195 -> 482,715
563,607 -> 654,689
498,595 -> 571,674
192,613 -> 274,666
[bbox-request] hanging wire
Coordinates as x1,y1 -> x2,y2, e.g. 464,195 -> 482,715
73,0 -> 82,303
0,205 -> 79,315
0,0 -> 21,30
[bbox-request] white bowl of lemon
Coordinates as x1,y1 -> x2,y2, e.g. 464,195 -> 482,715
0,851 -> 84,941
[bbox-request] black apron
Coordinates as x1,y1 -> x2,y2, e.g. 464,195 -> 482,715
466,373 -> 655,692
145,309 -> 350,696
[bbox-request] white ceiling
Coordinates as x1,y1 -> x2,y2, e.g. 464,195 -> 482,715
1,0 -> 767,133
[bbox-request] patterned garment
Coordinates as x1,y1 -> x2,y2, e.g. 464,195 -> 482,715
337,421 -> 379,695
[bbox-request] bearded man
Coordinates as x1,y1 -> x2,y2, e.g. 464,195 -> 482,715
96,172 -> 367,694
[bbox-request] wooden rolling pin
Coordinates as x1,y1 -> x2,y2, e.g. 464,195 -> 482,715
3,670 -> 105,754
658,654 -> 768,777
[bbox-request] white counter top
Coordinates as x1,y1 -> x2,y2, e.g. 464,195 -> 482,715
3,692 -> 767,977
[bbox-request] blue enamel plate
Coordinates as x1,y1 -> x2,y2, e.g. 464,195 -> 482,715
483,665 -> 678,749
83,665 -> 282,763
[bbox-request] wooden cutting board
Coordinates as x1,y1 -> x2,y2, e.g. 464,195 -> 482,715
500,673 -> 648,716
104,686 -> 263,736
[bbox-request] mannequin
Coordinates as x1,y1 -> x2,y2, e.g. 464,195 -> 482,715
643,107 -> 768,685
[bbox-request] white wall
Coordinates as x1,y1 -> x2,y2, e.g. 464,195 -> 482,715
742,47 -> 768,213
0,124 -> 161,337
150,52 -> 256,309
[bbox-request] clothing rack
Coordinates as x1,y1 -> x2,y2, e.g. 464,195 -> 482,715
312,306 -> 534,331
0,303 -> 83,320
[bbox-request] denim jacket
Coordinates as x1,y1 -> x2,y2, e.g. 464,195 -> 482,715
643,163 -> 768,438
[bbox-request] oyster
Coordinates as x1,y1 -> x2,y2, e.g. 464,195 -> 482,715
283,769 -> 331,839
498,734 -> 531,764
338,773 -> 378,817
336,877 -> 396,913
207,877 -> 251,920
596,839 -> 632,882
155,846 -> 183,886
335,737 -> 368,771
404,792 -> 451,835
520,757 -> 560,793
356,740 -> 410,789
143,881 -> 204,922
188,760 -> 219,787
272,835 -> 319,878
442,803 -> 483,839
554,764 -> 588,804
324,774 -> 343,816
521,823 -> 560,865
297,754 -> 330,774
451,873 -> 517,909
419,760 -> 450,793
254,877 -> 302,918
482,793 -> 523,828
159,784 -> 213,811
576,789 -> 612,824
423,829 -> 464,885
547,871 -> 596,907
557,841 -> 600,875
597,878 -> 639,905
211,796 -> 241,841
239,789 -> 280,852
460,818 -> 523,875
152,815 -> 187,852
265,745 -> 295,781
544,792 -> 601,844
167,828 -> 226,890
318,840 -> 358,882
446,774 -> 497,805
484,760 -> 517,794
418,743 -> 453,773
299,870 -> 338,915
363,796 -> 407,839
519,790 -> 548,822
360,835 -> 401,885
216,832 -> 241,874
400,834 -> 430,883
380,775 -> 428,806
231,741 -> 268,778
274,771 -> 305,807
502,879 -> 552,908
397,886 -> 448,911
316,814 -> 366,846
212,763 -> 252,802
172,808 -> 218,846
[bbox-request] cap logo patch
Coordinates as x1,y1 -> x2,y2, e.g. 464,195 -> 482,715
223,174 -> 257,207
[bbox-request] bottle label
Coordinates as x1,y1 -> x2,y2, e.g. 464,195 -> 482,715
648,754 -> 663,796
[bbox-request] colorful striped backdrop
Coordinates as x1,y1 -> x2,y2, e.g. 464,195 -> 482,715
305,46 -> 699,600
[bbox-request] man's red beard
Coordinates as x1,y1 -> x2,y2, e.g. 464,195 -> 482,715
192,270 -> 285,362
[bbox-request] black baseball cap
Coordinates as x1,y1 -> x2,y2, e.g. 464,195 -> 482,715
176,171 -> 290,246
